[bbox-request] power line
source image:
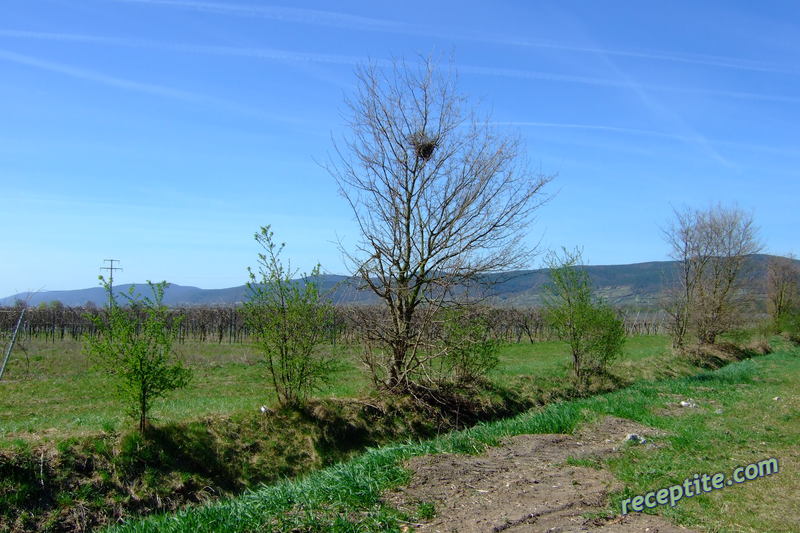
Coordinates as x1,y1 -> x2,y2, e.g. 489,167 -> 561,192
100,259 -> 122,306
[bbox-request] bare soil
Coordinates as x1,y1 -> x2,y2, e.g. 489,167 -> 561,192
385,416 -> 698,533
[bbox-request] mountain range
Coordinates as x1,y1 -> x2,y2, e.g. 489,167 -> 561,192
1,255 -> 789,309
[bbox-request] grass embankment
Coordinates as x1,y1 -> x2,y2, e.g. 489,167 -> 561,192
106,340 -> 799,533
0,335 -> 774,531
0,336 -> 671,440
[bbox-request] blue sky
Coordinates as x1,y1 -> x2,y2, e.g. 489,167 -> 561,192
1,0 -> 798,297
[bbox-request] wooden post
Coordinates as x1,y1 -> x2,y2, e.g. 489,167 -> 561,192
0,308 -> 26,381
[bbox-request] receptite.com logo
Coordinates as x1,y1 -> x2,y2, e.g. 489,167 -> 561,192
621,457 -> 779,514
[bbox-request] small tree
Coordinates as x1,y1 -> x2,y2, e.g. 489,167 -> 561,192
662,207 -> 705,348
85,279 -> 191,434
663,204 -> 761,346
244,226 -> 339,407
767,254 -> 799,324
542,248 -> 625,386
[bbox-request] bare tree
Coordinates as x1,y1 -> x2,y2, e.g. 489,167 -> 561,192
767,253 -> 800,323
326,57 -> 552,392
663,208 -> 706,348
663,204 -> 761,346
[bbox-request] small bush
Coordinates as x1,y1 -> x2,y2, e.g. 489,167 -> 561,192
437,307 -> 501,384
581,305 -> 627,376
244,226 -> 340,407
543,248 -> 626,386
776,310 -> 800,344
85,280 -> 191,434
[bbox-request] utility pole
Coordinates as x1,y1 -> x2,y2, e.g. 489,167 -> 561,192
101,259 -> 122,307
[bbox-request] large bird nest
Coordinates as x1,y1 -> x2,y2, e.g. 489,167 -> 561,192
408,130 -> 439,161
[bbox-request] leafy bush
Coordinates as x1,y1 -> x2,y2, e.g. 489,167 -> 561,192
581,304 -> 626,376
85,280 -> 191,434
776,310 -> 800,343
543,248 -> 626,386
244,226 -> 340,407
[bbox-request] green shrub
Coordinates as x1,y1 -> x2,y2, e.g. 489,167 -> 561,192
85,280 -> 191,434
581,304 -> 626,376
543,248 -> 626,386
244,226 -> 341,407
776,310 -> 800,343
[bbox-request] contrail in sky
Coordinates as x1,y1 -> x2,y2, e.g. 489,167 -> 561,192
111,0 -> 407,32
0,48 -> 280,119
0,48 -> 202,100
492,122 -> 800,158
2,30 -> 797,106
459,63 -> 800,104
110,0 -> 800,76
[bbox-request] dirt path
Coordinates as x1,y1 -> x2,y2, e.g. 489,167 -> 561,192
385,416 -> 699,533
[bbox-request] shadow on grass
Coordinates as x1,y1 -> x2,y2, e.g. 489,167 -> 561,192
125,423 -> 238,492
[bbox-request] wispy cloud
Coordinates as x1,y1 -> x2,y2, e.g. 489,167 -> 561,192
493,121 -> 800,158
108,0 -> 800,76
575,41 -> 736,169
0,30 -> 363,65
480,36 -> 799,76
0,48 -> 204,100
111,0 -> 407,32
459,63 -> 800,105
491,121 -> 697,139
0,48 -> 288,119
174,44 -> 361,66
3,30 -> 798,106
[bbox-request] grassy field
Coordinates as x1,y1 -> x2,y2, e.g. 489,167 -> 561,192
606,341 -> 800,531
105,340 -> 800,533
0,335 -> 673,443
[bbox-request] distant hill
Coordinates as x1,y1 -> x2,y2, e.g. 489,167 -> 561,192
1,255 -> 790,309
0,274 -> 369,308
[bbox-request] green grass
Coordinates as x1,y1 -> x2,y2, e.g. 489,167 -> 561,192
105,341 -> 799,533
495,335 -> 670,379
564,455 -> 603,469
416,501 -> 436,520
0,335 -> 672,443
604,343 -> 800,532
0,339 -> 367,441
